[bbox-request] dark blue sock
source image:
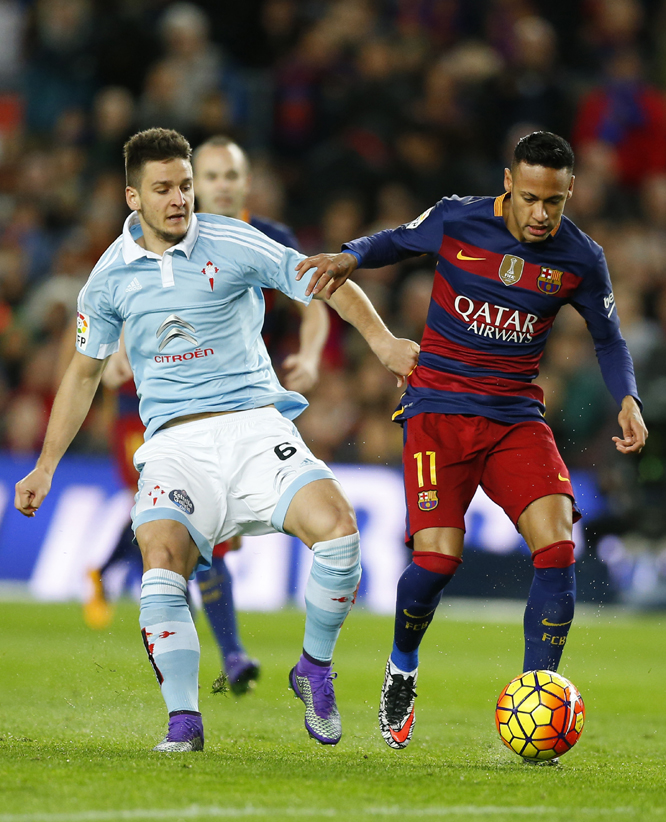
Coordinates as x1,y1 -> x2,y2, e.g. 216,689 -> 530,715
197,556 -> 244,663
523,564 -> 576,672
391,552 -> 460,671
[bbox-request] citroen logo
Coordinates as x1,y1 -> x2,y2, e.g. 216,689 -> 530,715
156,314 -> 198,351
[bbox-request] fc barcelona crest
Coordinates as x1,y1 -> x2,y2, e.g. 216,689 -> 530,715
537,267 -> 563,294
498,255 -> 524,286
418,490 -> 439,511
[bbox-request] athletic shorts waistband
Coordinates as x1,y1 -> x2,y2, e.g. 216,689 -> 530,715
155,406 -> 281,435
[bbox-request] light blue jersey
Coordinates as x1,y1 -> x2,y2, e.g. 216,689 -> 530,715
76,212 -> 311,439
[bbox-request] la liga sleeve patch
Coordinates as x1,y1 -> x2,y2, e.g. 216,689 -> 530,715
76,311 -> 90,351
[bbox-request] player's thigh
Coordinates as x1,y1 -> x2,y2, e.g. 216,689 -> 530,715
283,478 -> 357,547
480,420 -> 575,547
403,413 -> 486,543
413,526 -> 465,558
225,409 -> 340,544
132,431 -> 225,571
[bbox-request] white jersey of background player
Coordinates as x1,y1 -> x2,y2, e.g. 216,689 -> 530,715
15,128 -> 419,751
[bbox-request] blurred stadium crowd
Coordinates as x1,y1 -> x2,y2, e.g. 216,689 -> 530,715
1,0 -> 666,557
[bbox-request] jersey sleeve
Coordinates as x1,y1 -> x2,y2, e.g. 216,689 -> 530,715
341,197 -> 461,267
244,239 -> 310,304
76,271 -> 122,359
569,248 -> 640,407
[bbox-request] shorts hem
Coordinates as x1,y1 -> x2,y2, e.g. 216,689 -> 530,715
132,507 -> 212,572
271,468 -> 336,531
512,491 -> 579,527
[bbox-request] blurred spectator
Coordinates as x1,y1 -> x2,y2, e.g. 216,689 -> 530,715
138,3 -> 224,139
87,87 -> 135,178
23,0 -> 97,135
479,17 -> 572,161
573,49 -> 666,190
0,0 -> 25,89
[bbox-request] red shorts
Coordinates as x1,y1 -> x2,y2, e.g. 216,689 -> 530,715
402,413 -> 578,545
212,536 -> 241,558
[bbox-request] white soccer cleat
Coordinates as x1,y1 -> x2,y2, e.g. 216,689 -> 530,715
378,659 -> 418,750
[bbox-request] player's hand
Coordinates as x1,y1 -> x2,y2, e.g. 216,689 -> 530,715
613,395 -> 648,454
15,466 -> 53,517
375,337 -> 420,388
282,352 -> 319,393
295,253 -> 358,298
101,349 -> 134,390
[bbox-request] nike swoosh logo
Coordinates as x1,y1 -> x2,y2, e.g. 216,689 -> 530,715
558,473 -> 569,482
457,250 -> 486,261
403,608 -> 436,619
541,618 -> 573,627
390,708 -> 415,744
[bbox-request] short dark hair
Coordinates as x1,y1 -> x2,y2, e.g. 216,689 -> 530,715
512,131 -> 575,172
124,128 -> 192,188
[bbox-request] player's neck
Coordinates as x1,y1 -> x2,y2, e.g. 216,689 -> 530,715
501,194 -> 523,243
136,222 -> 184,257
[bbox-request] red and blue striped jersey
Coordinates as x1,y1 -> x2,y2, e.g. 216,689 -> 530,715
342,194 -> 639,424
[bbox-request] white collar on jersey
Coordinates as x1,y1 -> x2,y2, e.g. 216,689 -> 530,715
121,211 -> 200,265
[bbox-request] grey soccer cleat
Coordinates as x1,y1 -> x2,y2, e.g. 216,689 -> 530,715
152,712 -> 204,752
289,656 -> 342,745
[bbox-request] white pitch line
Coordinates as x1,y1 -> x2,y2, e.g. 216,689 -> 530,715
0,805 -> 660,821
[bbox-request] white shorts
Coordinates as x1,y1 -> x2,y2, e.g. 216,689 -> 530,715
131,407 -> 335,571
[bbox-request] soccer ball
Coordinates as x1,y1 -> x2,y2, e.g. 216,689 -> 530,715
495,670 -> 585,762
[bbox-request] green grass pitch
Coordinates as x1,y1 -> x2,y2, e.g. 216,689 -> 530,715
0,598 -> 664,821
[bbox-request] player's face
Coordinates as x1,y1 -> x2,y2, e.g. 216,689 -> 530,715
193,145 -> 250,218
126,158 -> 194,252
503,163 -> 574,243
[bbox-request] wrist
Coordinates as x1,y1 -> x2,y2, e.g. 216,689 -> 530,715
35,457 -> 57,477
340,250 -> 361,269
368,328 -> 395,357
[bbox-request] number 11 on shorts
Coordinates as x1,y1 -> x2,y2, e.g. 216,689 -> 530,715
414,451 -> 437,487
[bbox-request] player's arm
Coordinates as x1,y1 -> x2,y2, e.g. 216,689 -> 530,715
320,281 -> 419,386
282,300 -> 330,393
254,238 -> 417,381
14,351 -> 107,516
570,249 -> 647,453
101,330 -> 133,390
296,202 -> 445,297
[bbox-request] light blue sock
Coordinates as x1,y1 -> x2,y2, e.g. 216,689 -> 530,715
139,569 -> 200,714
303,533 -> 362,663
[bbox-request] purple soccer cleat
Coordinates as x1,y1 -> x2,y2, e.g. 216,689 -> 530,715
152,712 -> 204,752
289,655 -> 342,745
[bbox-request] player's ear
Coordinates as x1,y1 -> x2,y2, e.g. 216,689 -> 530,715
126,186 -> 140,212
567,175 -> 575,199
503,167 -> 512,193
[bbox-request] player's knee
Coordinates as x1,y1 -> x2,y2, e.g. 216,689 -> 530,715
313,530 -> 361,572
136,520 -> 198,577
308,500 -> 357,543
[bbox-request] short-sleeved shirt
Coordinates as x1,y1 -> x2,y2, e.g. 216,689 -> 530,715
76,212 -> 310,439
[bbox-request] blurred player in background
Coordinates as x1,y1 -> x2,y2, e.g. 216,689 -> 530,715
16,128 -> 418,752
192,136 -> 329,695
297,131 -> 647,751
